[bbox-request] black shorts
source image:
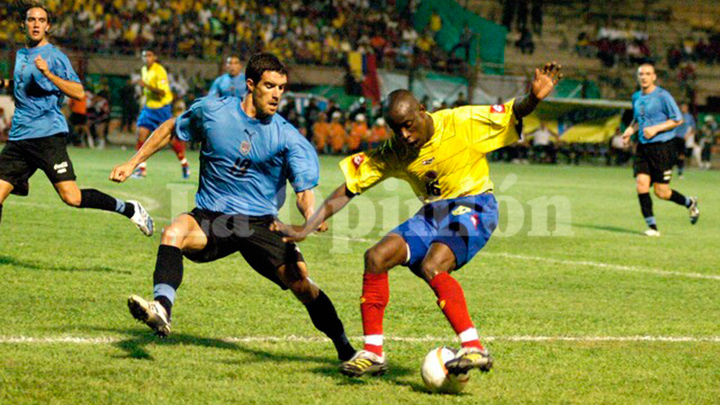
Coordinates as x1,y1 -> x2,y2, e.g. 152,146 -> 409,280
184,208 -> 305,290
69,113 -> 88,126
0,134 -> 76,196
673,137 -> 686,157
633,141 -> 675,184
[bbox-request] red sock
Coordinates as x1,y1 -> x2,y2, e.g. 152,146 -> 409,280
171,139 -> 187,162
429,272 -> 484,350
136,139 -> 144,150
361,272 -> 389,356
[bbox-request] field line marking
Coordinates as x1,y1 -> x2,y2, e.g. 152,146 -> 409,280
2,335 -> 720,344
314,234 -> 720,281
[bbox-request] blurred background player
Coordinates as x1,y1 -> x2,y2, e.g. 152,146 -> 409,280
133,48 -> 190,179
275,63 -> 563,378
698,115 -> 716,170
208,55 -> 246,98
622,64 -> 699,236
0,2 -> 152,235
674,103 -> 696,179
110,53 -> 355,362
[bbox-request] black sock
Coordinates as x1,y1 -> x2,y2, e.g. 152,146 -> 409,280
0,203 -> 3,225
79,189 -> 135,218
669,190 -> 690,207
305,290 -> 355,361
677,159 -> 685,175
638,193 -> 657,230
153,245 -> 184,318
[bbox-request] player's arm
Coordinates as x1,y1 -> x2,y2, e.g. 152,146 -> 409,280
110,118 -> 176,182
512,62 -> 562,118
273,184 -> 356,242
141,80 -> 166,97
295,189 -> 329,232
642,119 -> 683,139
34,55 -> 84,100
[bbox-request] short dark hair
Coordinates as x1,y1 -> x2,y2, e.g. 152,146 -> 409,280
16,1 -> 52,25
245,53 -> 287,85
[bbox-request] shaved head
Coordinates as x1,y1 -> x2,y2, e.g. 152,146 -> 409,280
384,89 -> 433,148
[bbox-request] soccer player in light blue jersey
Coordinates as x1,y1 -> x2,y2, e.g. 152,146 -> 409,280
621,64 -> 699,236
208,55 -> 247,98
0,2 -> 153,236
110,53 -> 356,361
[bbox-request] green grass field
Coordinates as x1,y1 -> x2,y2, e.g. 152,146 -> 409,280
1,148 -> 718,404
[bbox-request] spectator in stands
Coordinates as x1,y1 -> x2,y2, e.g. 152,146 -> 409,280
89,91 -> 111,149
453,92 -> 469,108
367,117 -> 389,149
575,32 -> 594,58
347,114 -> 369,154
529,123 -> 558,163
328,111 -> 347,155
515,28 -> 535,55
68,91 -> 90,147
312,112 -> 330,155
699,115 -> 716,170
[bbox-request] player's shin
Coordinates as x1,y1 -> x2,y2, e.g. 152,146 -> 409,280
429,272 -> 484,350
79,189 -> 135,218
305,289 -> 355,361
153,245 -> 184,317
638,192 -> 657,230
669,190 -> 691,207
361,273 -> 389,357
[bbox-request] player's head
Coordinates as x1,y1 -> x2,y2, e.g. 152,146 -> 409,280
245,53 -> 288,119
384,89 -> 433,148
680,103 -> 689,113
225,56 -> 243,76
19,1 -> 52,44
142,49 -> 157,67
636,63 -> 657,90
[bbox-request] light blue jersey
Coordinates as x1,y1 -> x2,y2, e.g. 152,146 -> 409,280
10,43 -> 80,141
631,87 -> 682,144
675,112 -> 696,139
175,97 -> 319,216
208,73 -> 247,98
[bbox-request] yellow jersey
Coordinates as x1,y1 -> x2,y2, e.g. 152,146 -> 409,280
141,62 -> 173,109
339,100 -> 520,203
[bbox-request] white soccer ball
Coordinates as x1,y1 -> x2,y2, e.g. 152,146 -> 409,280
420,346 -> 470,394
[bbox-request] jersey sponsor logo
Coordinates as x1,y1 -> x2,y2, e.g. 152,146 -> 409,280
54,161 -> 68,174
240,140 -> 251,155
491,104 -> 506,113
351,153 -> 365,169
451,205 -> 472,216
421,157 -> 435,165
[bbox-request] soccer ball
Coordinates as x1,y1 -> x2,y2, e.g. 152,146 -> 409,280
420,346 -> 470,394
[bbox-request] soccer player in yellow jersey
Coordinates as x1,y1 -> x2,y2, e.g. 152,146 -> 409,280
132,48 -> 190,179
275,63 -> 562,377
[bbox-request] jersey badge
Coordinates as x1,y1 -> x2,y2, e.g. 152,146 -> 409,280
240,140 -> 252,155
352,153 -> 365,168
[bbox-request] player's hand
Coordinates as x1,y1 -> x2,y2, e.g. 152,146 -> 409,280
270,220 -> 310,243
531,62 -> 562,100
34,56 -> 49,75
317,221 -> 329,233
643,126 -> 658,139
109,162 -> 137,183
622,127 -> 634,146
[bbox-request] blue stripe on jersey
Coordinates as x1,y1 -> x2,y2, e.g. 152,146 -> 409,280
10,44 -> 80,141
632,87 -> 682,144
175,96 -> 319,216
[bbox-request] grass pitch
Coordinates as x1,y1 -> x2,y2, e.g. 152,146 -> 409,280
1,148 -> 718,404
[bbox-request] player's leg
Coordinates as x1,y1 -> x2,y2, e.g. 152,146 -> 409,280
129,213 -> 208,337
653,182 -> 699,224
133,126 -> 151,177
170,138 -> 190,179
675,139 -> 686,178
53,180 -> 154,236
340,233 -> 408,376
0,180 -> 13,224
635,173 -> 658,235
276,260 -> 356,361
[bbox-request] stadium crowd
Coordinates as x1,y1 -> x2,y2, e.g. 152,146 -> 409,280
0,0 -> 454,72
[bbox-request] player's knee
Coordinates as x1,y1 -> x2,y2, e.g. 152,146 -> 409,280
161,226 -> 185,247
364,247 -> 391,274
653,186 -> 670,199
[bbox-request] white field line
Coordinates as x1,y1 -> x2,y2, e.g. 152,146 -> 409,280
1,335 -> 720,345
315,234 -> 720,281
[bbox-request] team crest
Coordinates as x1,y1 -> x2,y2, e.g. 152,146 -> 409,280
491,104 -> 506,113
240,140 -> 252,155
352,153 -> 365,168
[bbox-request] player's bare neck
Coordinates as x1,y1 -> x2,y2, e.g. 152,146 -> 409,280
241,94 -> 268,120
27,38 -> 48,49
641,84 -> 656,95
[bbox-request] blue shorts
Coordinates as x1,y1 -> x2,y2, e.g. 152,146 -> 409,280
137,105 -> 172,132
390,194 -> 498,272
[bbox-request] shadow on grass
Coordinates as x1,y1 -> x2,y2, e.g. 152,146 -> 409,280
573,223 -> 640,235
0,255 -> 130,274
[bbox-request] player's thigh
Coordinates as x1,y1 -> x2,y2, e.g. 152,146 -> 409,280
653,182 -> 672,199
162,213 -> 208,252
418,242 -> 457,282
0,180 -> 13,204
